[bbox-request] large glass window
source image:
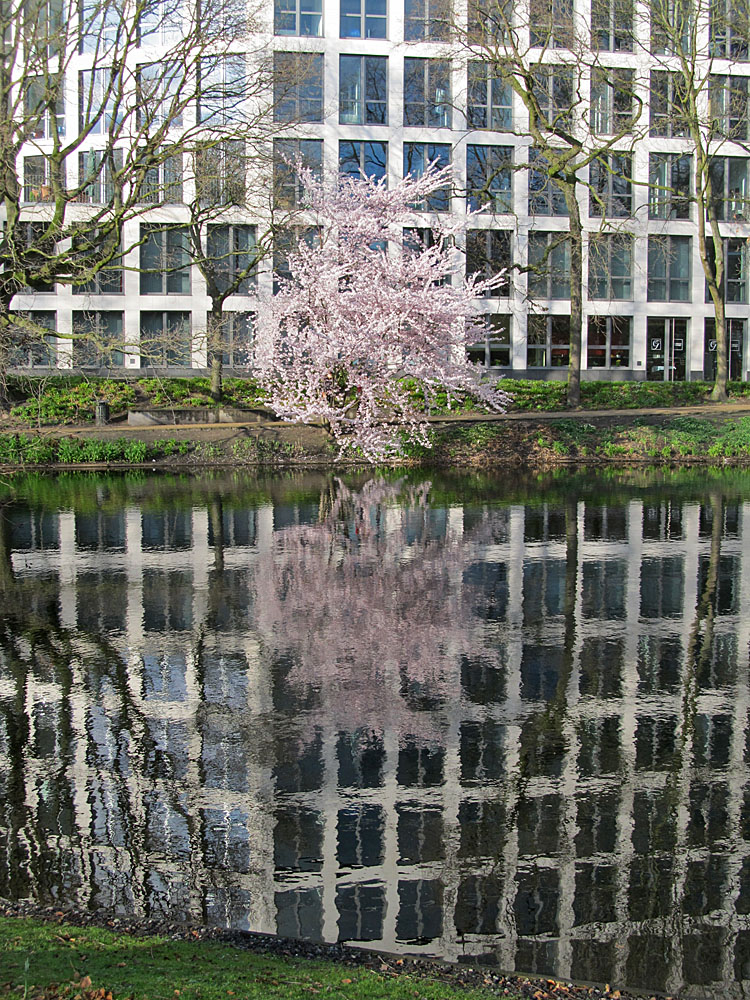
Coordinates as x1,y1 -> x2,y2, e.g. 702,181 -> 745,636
532,65 -> 574,128
405,0 -> 450,38
72,311 -> 124,367
78,0 -> 119,53
708,157 -> 750,221
140,312 -> 191,366
23,155 -> 63,203
206,225 -> 257,295
339,140 -> 387,182
135,148 -> 183,204
591,0 -> 633,49
403,58 -> 451,128
198,56 -> 246,125
138,0 -> 184,45
214,312 -> 254,367
466,229 -> 511,297
7,311 -> 57,368
140,225 -> 191,295
273,52 -> 324,122
587,316 -> 631,368
403,143 -> 451,210
340,0 -> 386,37
528,232 -> 571,298
648,153 -> 691,219
650,0 -> 692,53
590,68 -> 634,134
72,232 -> 122,294
529,0 -> 573,46
79,69 -> 120,134
196,140 -> 245,206
706,237 -> 749,302
466,145 -> 512,213
77,148 -> 123,204
467,62 -> 512,130
528,147 -> 568,216
274,0 -> 322,34
647,236 -> 692,301
588,233 -> 633,299
527,314 -> 570,366
467,313 -> 511,367
339,55 -> 387,124
468,0 -> 511,41
273,138 -> 323,207
709,0 -> 750,58
273,227 -> 321,293
137,61 -> 184,129
650,71 -> 688,137
589,154 -> 632,217
24,75 -> 65,138
709,75 -> 750,141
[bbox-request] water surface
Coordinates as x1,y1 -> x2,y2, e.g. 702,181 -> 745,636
1,468 -> 749,998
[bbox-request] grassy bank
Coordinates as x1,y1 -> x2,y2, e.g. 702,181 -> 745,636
0,916 -> 509,1000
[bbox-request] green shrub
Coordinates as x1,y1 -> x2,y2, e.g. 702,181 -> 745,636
10,379 -> 136,426
124,440 -> 148,463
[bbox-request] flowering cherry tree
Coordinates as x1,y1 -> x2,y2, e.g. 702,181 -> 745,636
256,165 -> 509,461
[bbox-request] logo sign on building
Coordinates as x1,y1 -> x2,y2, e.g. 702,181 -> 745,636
651,339 -> 662,351
709,340 -> 717,352
674,339 -> 684,351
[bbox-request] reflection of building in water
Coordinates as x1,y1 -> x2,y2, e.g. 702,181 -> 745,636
1,488 -> 750,996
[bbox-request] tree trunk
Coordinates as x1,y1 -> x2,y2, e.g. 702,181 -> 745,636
564,186 -> 583,409
208,303 -> 223,403
710,301 -> 728,402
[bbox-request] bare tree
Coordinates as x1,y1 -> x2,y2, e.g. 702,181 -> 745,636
455,0 -> 643,405
0,0 -> 271,405
645,0 -> 750,399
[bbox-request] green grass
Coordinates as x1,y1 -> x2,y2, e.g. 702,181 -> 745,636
0,917 -> 502,1000
0,435 -> 193,465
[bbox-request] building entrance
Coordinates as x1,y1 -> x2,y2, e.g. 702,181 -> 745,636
704,319 -> 745,381
647,318 -> 688,381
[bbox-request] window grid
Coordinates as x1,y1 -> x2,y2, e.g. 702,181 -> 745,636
404,58 -> 451,128
527,314 -> 570,367
468,62 -> 512,130
466,145 -> 513,213
588,234 -> 633,300
587,316 -> 631,368
339,55 -> 387,125
589,154 -> 633,217
647,235 -> 692,302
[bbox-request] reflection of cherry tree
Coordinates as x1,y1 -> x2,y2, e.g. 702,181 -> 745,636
253,477 -> 504,738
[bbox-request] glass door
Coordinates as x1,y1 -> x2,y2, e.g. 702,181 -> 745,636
705,319 -> 745,381
647,317 -> 688,381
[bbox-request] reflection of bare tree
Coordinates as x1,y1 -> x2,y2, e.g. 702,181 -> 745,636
252,477 -> 502,737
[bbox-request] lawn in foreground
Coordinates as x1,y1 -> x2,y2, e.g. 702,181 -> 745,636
0,917 -> 503,1000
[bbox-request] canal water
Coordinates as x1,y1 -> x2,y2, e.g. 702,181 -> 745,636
1,468 -> 749,998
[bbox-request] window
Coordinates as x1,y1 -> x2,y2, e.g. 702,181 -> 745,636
647,236 -> 692,301
77,148 -> 123,204
403,228 -> 451,284
591,0 -> 633,49
529,0 -> 573,46
339,55 -> 387,124
532,65 -> 574,128
340,0 -> 386,37
710,0 -> 750,58
650,71 -> 688,137
468,0 -> 511,41
24,75 -> 65,138
8,311 -> 57,367
589,154 -> 632,217
403,143 -> 451,210
26,0 -> 63,56
79,69 -> 120,134
275,0 -> 322,34
78,0 -> 120,53
339,140 -> 387,181
710,75 -> 750,141
135,149 -> 182,204
405,0 -> 450,38
466,145 -> 512,212
137,61 -> 184,129
528,232 -> 571,298
527,314 -> 570,366
206,225 -> 257,296
213,312 -> 254,367
467,62 -> 512,130
273,138 -> 322,208
651,0 -> 692,53
590,68 -> 634,134
468,314 -> 511,367
708,158 -> 750,221
23,156 -> 63,203
404,59 -> 451,128
72,232 -> 123,294
72,311 -> 124,367
138,0 -> 183,45
273,227 -> 321,292
140,312 -> 191,365
649,153 -> 691,219
140,226 -> 191,295
705,237 -> 749,302
16,222 -> 55,292
466,229 -> 511,297
196,140 -> 245,207
528,148 -> 568,216
588,233 -> 633,299
198,56 -> 246,125
274,52 -> 324,123
587,316 -> 631,367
